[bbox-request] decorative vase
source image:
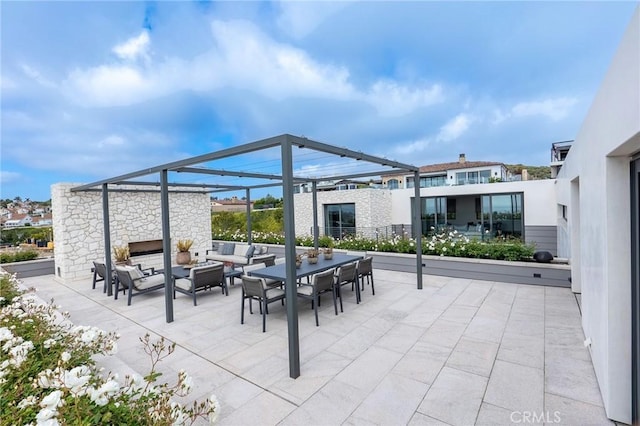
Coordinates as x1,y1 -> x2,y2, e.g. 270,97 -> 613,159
307,257 -> 318,265
296,261 -> 302,269
115,259 -> 131,266
323,253 -> 333,260
176,251 -> 191,265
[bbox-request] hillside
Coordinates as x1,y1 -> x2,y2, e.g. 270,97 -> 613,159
506,164 -> 551,180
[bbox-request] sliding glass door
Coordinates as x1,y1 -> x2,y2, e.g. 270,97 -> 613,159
324,203 -> 356,239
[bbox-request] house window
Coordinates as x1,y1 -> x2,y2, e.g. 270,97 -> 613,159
387,179 -> 400,190
407,177 -> 414,188
456,172 -> 466,185
480,170 -> 491,183
324,203 -> 356,239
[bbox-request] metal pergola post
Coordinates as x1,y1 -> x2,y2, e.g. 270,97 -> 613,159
102,184 -> 113,296
160,169 -> 174,323
414,170 -> 423,289
246,188 -> 252,245
312,181 -> 319,249
281,136 -> 301,378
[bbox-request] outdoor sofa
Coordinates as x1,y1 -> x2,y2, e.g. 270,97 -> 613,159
205,242 -> 270,266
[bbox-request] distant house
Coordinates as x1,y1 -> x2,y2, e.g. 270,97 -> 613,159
32,213 -> 53,227
3,213 -> 33,228
211,196 -> 254,213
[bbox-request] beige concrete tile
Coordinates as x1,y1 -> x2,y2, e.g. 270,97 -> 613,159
446,336 -> 499,377
349,373 -> 430,425
544,393 -> 613,425
393,341 -> 451,385
417,366 -> 487,426
420,319 -> 467,348
334,346 -> 404,393
497,332 -> 545,369
484,360 -> 544,413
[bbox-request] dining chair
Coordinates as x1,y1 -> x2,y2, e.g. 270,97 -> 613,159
356,256 -> 375,296
240,275 -> 285,332
334,262 -> 359,311
296,268 -> 339,326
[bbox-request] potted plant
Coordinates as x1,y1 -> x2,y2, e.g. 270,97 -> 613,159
113,245 -> 130,265
323,247 -> 334,260
176,239 -> 193,265
306,249 -> 319,264
295,254 -> 303,269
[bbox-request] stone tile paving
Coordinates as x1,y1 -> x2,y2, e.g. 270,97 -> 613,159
20,268 -> 613,425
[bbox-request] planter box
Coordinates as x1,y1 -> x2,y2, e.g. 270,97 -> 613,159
212,240 -> 571,288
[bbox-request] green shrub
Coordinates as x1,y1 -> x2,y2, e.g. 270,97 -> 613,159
0,250 -> 39,264
215,229 -> 535,261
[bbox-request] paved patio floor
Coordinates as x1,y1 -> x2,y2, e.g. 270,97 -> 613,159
21,270 -> 613,425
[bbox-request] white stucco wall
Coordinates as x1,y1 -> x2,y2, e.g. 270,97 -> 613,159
389,180 -> 557,226
51,183 -> 212,283
556,8 -> 639,423
293,188 -> 392,238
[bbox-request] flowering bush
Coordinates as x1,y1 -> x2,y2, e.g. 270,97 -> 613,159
0,270 -> 219,425
214,228 -> 535,261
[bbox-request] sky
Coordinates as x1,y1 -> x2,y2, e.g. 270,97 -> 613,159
1,1 -> 638,202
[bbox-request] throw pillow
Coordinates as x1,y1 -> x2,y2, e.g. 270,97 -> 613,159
245,245 -> 256,259
221,243 -> 236,255
124,265 -> 146,279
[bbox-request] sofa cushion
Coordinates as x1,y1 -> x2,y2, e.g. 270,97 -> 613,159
220,243 -> 236,255
120,265 -> 145,280
245,245 -> 256,258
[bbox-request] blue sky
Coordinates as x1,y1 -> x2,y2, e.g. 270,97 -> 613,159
1,1 -> 637,201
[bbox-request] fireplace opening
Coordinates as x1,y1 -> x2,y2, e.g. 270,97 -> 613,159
128,239 -> 163,257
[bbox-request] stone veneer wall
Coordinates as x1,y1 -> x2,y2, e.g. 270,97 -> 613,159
51,183 -> 212,283
293,188 -> 393,238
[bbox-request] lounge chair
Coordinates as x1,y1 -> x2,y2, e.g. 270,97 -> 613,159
114,265 -> 165,306
92,260 -> 116,293
174,263 -> 226,306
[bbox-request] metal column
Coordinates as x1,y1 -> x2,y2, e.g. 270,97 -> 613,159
102,184 -> 113,296
413,171 -> 423,290
160,169 -> 174,323
281,136 -> 301,378
312,181 -> 319,250
246,188 -> 252,245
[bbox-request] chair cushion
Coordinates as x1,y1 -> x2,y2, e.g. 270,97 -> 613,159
175,278 -> 192,291
245,245 -> 256,258
122,265 -> 146,279
135,274 -> 165,290
265,288 -> 285,299
297,285 -> 314,296
220,243 -> 236,255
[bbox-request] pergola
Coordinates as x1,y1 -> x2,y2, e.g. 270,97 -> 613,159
72,134 -> 423,378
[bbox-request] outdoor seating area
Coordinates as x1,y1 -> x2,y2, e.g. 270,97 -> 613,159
20,269 -> 611,425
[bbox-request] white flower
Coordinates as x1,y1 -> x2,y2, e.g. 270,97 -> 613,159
17,395 -> 37,409
0,327 -> 13,341
36,408 -> 58,422
208,394 -> 220,423
43,339 -> 57,349
60,352 -> 71,363
40,390 -> 64,409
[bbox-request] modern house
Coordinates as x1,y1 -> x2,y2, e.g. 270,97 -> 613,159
294,156 -> 557,254
210,196 -> 254,213
555,7 -> 639,424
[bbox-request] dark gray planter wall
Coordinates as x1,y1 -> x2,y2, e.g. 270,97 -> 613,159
215,240 -> 571,288
525,225 -> 558,255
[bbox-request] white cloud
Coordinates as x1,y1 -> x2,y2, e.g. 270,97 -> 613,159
366,80 -> 443,117
113,30 -> 150,61
276,1 -> 353,39
436,113 -> 472,142
0,171 -> 21,184
395,113 -> 472,155
492,97 -> 578,124
20,64 -> 56,88
98,134 -> 126,148
511,97 -> 577,121
62,19 -> 445,117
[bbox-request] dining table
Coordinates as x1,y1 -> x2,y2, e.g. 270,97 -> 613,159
248,253 -> 363,301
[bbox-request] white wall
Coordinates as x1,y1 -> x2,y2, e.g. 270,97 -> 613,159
52,183 -> 212,283
556,7 -> 639,423
293,188 -> 392,238
390,180 -> 557,226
